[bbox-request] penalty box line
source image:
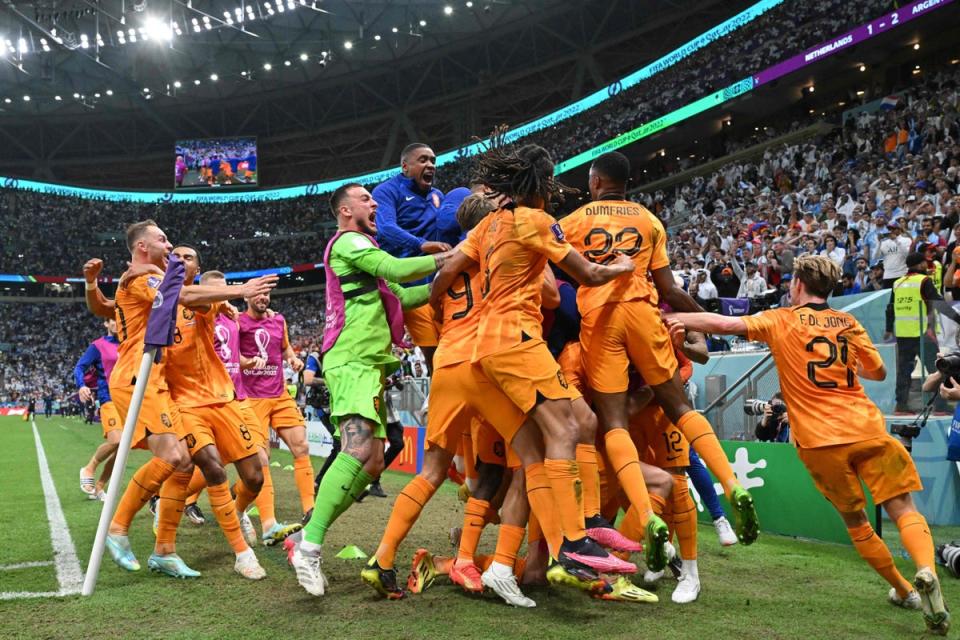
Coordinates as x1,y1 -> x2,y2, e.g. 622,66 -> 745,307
0,420 -> 85,600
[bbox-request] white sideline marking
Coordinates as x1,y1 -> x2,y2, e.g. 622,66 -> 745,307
0,561 -> 55,571
1,420 -> 86,600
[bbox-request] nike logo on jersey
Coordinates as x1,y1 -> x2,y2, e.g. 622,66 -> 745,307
405,196 -> 416,201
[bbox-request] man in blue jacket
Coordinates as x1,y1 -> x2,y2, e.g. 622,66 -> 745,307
373,143 -> 461,368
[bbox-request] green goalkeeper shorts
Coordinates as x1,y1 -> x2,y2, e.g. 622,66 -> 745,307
324,362 -> 388,439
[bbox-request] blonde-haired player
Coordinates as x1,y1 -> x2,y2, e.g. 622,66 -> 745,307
667,255 -> 949,635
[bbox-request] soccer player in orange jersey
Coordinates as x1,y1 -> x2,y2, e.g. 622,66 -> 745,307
667,255 -> 949,635
559,151 -> 758,550
163,245 -> 279,579
103,220 -> 198,577
431,140 -> 638,583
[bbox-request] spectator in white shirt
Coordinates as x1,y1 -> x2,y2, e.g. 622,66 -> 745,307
878,222 -> 914,287
820,235 -> 846,267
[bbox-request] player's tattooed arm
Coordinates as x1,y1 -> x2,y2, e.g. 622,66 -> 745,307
339,416 -> 374,460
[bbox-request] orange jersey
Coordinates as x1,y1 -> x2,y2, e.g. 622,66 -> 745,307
559,199 -> 668,315
165,304 -> 236,407
742,303 -> 886,449
434,263 -> 482,370
461,205 -> 572,360
110,273 -> 167,391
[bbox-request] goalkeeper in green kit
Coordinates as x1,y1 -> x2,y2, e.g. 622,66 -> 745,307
292,182 -> 452,596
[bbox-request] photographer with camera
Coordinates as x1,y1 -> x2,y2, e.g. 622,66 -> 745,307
748,393 -> 789,443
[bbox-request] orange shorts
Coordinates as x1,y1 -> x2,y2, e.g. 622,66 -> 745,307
425,362 -> 479,454
472,417 -> 521,469
432,360 -> 527,446
110,385 -> 183,450
580,300 -> 677,393
237,399 -> 265,448
796,435 -> 922,512
628,404 -> 689,469
181,401 -> 260,463
478,340 -> 580,415
404,304 -> 441,348
557,341 -> 587,396
100,401 -> 122,438
247,394 -> 304,442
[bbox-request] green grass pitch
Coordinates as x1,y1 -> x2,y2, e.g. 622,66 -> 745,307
1,414 -> 957,640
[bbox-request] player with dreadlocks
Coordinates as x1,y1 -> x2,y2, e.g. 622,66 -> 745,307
430,132 -> 639,589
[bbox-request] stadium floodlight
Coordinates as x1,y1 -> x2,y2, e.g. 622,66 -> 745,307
859,64 -> 866,72
18,37 -> 27,53
466,1 -> 474,7
54,95 -> 61,101
22,95 -> 29,101
284,59 -> 291,66
105,89 -> 113,96
263,62 -> 272,70
210,73 -> 218,81
277,1 -> 285,12
3,98 -> 10,104
94,92 -> 101,98
419,19 -> 427,26
392,26 -> 398,33
287,0 -> 296,9
343,40 -> 353,50
193,79 -> 201,85
143,87 -> 150,92
374,34 -> 381,41
299,52 -> 308,61
72,92 -> 80,98
173,80 -> 182,88
913,42 -> 920,50
444,5 -> 453,15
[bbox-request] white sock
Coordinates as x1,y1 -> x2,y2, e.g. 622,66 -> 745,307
300,540 -> 322,555
681,559 -> 699,580
236,548 -> 255,562
489,561 -> 514,578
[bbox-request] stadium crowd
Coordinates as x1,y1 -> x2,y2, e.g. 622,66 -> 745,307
657,66 -> 960,307
0,0 -> 895,278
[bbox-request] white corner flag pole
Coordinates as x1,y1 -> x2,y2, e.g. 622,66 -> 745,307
81,348 -> 158,596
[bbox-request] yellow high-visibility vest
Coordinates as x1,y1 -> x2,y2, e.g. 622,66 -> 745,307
892,273 -> 928,338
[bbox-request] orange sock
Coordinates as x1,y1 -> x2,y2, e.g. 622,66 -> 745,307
111,457 -> 175,533
208,481 -> 248,553
253,464 -> 276,527
233,479 -> 258,514
184,467 -> 206,505
604,429 -> 653,525
527,511 -> 542,544
575,444 -> 601,518
493,524 -> 526,568
650,493 -> 667,516
671,474 -> 697,560
375,475 -> 438,569
897,512 -> 936,573
155,470 -> 193,551
293,456 -> 316,514
676,411 -> 736,496
618,505 -> 642,544
848,523 -> 913,598
525,463 -> 563,556
458,498 -> 490,562
543,458 -> 586,542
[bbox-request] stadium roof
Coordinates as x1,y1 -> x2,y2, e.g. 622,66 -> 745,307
0,0 -> 748,186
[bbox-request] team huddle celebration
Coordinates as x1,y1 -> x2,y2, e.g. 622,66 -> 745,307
3,0 -> 960,638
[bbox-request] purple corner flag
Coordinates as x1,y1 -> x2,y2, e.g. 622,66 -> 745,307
144,254 -> 185,361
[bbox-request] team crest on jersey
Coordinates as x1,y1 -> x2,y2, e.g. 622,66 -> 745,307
185,434 -> 196,450
550,223 -> 565,242
557,370 -> 569,389
147,276 -> 161,289
108,418 -> 117,427
432,193 -> 441,208
161,412 -> 172,428
182,308 -> 195,321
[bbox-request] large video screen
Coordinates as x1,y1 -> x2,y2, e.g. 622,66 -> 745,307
174,136 -> 258,189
